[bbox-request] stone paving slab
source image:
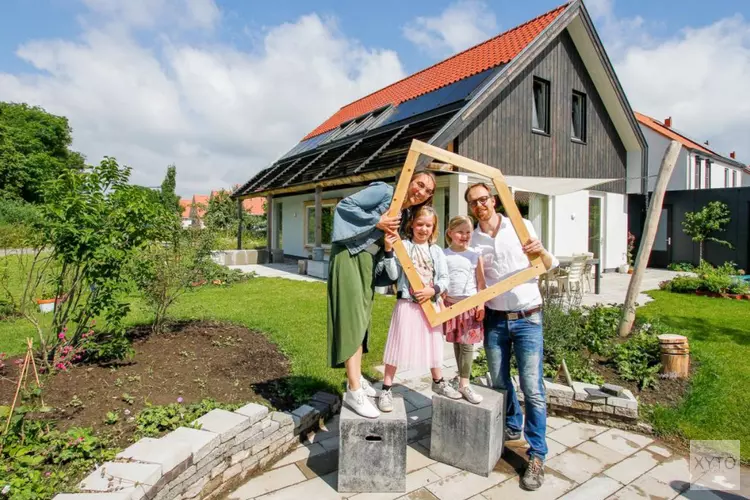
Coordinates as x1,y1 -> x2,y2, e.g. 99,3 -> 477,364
558,474 -> 622,500
480,470 -> 576,499
228,464 -> 307,499
547,448 -> 609,484
592,428 -> 653,456
603,450 -> 659,484
547,422 -> 608,448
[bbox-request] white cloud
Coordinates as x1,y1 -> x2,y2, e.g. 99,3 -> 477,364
403,0 -> 498,58
590,0 -> 750,164
0,4 -> 405,195
81,0 -> 221,31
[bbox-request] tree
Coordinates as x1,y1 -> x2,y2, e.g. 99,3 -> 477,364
0,102 -> 85,203
160,164 -> 181,215
682,201 -> 733,262
204,189 -> 237,232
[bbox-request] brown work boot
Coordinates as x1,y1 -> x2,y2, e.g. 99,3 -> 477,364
521,456 -> 545,491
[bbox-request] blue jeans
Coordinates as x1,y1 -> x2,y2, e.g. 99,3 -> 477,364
484,308 -> 547,460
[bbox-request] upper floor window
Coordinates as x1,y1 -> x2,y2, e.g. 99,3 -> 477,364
532,77 -> 550,134
571,90 -> 587,142
705,159 -> 712,189
694,156 -> 702,189
733,170 -> 738,187
724,168 -> 730,187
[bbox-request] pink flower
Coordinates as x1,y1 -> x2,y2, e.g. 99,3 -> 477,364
177,397 -> 184,404
58,332 -> 66,339
45,471 -> 51,477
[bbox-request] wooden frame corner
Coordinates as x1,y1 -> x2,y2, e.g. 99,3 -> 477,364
386,139 -> 547,327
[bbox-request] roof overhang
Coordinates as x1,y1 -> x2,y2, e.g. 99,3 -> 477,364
505,176 -> 620,196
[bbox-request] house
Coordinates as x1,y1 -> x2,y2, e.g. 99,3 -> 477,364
628,113 -> 750,269
179,198 -> 193,228
241,197 -> 265,216
233,0 -> 648,277
635,112 -> 749,192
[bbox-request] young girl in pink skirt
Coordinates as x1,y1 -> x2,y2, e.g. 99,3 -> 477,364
377,206 -> 462,413
442,215 -> 486,404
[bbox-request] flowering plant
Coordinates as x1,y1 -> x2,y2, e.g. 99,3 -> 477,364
627,232 -> 636,267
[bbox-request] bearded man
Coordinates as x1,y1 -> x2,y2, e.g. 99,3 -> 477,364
465,182 -> 558,491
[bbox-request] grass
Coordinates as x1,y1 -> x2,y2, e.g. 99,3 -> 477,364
0,274 -> 396,402
638,290 -> 750,462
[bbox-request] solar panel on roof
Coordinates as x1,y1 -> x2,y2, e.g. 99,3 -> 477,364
278,130 -> 335,161
378,68 -> 496,128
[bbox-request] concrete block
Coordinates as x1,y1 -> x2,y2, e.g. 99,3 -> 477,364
614,406 -> 638,418
79,462 -> 162,499
192,409 -> 251,442
545,381 -> 575,399
306,260 -> 327,279
270,411 -> 294,428
116,438 -> 192,480
54,494 -> 133,500
430,385 -> 505,477
234,403 -> 269,425
310,391 -> 341,412
338,395 -> 407,493
601,383 -> 625,397
161,427 -> 220,463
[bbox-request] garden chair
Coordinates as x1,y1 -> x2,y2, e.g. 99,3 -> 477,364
557,254 -> 587,299
579,252 -> 594,293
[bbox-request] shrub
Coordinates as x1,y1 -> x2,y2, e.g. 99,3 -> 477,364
661,275 -> 701,293
135,399 -> 242,438
542,302 -> 583,369
579,304 -> 621,356
612,327 -> 662,389
667,262 -> 695,272
0,199 -> 42,248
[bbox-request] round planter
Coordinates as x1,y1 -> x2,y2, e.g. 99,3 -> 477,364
36,298 -> 56,313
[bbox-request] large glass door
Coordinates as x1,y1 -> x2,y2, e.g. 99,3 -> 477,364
588,197 -> 602,259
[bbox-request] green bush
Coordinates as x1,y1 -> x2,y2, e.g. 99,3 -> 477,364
579,304 -> 621,356
667,262 -> 695,272
0,199 -> 42,248
612,327 -> 662,389
660,275 -> 701,293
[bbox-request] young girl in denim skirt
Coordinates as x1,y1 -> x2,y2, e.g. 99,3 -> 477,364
376,206 -> 462,412
442,215 -> 486,404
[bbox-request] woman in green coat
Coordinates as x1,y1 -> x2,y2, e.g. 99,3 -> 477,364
328,172 -> 436,418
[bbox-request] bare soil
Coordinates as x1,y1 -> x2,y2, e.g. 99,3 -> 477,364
0,321 -> 291,444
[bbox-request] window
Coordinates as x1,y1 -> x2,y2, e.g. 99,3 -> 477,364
705,159 -> 712,189
694,156 -> 702,189
733,170 -> 738,187
571,90 -> 587,142
725,168 -> 730,187
532,77 -> 550,134
304,199 -> 338,247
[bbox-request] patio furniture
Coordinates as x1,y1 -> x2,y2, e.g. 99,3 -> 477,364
557,255 -> 602,294
556,254 -> 588,298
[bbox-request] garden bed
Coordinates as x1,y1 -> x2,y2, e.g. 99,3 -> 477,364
0,320 -> 292,447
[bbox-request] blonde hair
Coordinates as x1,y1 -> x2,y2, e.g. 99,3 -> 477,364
406,205 -> 439,245
444,215 -> 474,245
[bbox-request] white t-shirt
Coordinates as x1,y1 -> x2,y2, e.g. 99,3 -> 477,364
472,216 -> 559,311
442,247 -> 480,299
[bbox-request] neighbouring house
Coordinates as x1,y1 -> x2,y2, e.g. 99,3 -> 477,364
180,191 -> 266,229
629,113 -> 750,269
242,197 -> 265,216
180,198 -> 193,228
233,0 -> 648,277
635,112 -> 750,192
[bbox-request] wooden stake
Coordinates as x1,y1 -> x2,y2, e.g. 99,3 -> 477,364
3,350 -> 29,436
618,140 -> 681,337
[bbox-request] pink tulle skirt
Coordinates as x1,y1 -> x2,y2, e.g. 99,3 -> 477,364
383,300 -> 444,371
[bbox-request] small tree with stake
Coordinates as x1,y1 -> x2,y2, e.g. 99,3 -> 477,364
682,201 -> 732,263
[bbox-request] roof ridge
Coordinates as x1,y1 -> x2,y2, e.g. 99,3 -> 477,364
635,111 -> 717,155
333,2 -> 571,114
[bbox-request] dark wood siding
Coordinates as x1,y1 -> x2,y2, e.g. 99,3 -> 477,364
458,30 -> 627,193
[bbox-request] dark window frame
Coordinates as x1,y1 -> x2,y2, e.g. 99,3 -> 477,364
571,90 -> 587,143
724,168 -> 730,187
705,159 -> 712,189
694,156 -> 702,189
733,170 -> 738,187
531,77 -> 551,135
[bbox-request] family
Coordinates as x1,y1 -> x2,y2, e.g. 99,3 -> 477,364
326,172 -> 558,491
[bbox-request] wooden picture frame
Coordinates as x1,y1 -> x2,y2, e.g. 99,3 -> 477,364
386,139 -> 547,327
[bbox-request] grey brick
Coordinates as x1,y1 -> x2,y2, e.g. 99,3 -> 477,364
222,463 -> 242,482
54,495 -> 132,500
230,449 -> 251,466
572,381 -> 601,401
262,420 -> 280,438
270,411 -> 295,428
234,403 -> 269,425
161,427 -> 220,464
545,381 -> 575,399
210,461 -> 228,479
79,462 -> 162,499
614,406 -> 638,418
192,409 -> 251,443
116,438 -> 192,481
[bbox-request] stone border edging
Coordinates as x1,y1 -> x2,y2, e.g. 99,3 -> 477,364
54,392 -> 341,500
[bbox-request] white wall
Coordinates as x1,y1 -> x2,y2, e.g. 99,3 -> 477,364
626,150 -> 643,194
640,126 -> 690,192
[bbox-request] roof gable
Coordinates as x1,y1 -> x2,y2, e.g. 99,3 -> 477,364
635,112 -> 713,155
303,2 -> 569,140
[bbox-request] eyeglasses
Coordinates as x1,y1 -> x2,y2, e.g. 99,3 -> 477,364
468,196 -> 491,208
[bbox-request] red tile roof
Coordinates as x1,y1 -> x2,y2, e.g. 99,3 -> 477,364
242,197 -> 265,215
179,199 -> 191,219
303,3 -> 569,140
634,112 -> 714,155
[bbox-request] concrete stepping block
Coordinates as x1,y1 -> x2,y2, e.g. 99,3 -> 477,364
338,395 -> 407,493
429,385 -> 505,477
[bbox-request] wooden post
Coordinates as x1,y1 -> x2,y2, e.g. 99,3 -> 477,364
236,198 -> 243,250
266,195 -> 273,254
313,186 -> 323,261
619,140 -> 681,337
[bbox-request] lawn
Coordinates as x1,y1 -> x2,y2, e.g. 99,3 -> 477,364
0,276 -> 396,401
638,290 -> 750,462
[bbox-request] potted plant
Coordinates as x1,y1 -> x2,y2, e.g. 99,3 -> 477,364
35,283 -> 65,313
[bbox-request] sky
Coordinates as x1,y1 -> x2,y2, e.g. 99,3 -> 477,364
1,0 -> 749,196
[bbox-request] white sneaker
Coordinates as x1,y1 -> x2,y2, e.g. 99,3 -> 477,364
359,376 -> 377,397
459,385 -> 483,404
378,389 -> 394,412
432,379 -> 462,399
344,387 -> 380,418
